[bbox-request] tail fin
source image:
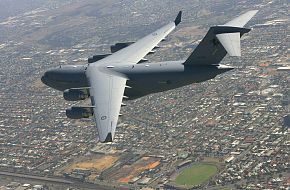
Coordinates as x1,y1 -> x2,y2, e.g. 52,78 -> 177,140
216,10 -> 259,56
214,26 -> 251,57
223,10 -> 259,28
183,10 -> 258,65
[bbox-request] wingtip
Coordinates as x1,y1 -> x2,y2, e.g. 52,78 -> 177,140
101,132 -> 113,143
248,10 -> 259,16
174,11 -> 182,26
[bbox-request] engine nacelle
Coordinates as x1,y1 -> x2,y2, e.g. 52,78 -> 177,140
63,88 -> 90,101
88,54 -> 111,63
66,106 -> 93,119
110,42 -> 135,53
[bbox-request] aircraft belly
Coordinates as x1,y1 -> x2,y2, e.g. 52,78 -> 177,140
124,70 -> 216,99
125,66 -> 220,99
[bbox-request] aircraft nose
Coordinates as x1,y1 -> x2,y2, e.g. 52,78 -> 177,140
41,67 -> 65,86
41,69 -> 57,85
41,72 -> 49,85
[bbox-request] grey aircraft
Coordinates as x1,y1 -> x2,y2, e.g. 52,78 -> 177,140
41,10 -> 258,143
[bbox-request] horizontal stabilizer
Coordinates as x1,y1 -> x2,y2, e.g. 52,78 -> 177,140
224,10 -> 259,27
216,32 -> 241,56
183,25 -> 252,65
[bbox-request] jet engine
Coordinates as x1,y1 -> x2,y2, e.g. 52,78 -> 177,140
66,106 -> 93,119
110,42 -> 135,53
63,88 -> 90,101
88,54 -> 111,63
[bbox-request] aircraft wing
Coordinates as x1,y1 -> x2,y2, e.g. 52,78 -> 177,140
91,11 -> 182,66
184,10 -> 258,65
86,68 -> 127,142
86,12 -> 182,142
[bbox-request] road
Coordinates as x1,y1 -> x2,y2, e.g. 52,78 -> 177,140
0,171 -> 130,190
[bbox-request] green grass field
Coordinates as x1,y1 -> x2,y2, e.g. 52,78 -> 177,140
175,163 -> 218,187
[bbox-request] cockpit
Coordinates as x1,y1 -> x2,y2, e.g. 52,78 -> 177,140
41,65 -> 89,91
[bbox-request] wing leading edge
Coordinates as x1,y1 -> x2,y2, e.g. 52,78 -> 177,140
90,11 -> 182,66
86,12 -> 182,142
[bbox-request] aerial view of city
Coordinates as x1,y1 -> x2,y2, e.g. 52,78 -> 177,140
0,0 -> 289,190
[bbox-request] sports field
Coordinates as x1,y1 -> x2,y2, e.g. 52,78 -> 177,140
175,163 -> 218,187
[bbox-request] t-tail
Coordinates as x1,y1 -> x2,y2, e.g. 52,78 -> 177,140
216,10 -> 259,57
184,10 -> 259,65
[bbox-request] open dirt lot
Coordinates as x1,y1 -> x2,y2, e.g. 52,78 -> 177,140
115,156 -> 161,183
63,154 -> 119,173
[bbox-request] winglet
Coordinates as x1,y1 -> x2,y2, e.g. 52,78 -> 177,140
174,11 -> 182,26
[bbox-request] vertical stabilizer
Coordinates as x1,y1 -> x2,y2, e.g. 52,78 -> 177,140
183,10 -> 258,65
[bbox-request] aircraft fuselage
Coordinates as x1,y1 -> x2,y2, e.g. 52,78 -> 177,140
41,61 -> 233,100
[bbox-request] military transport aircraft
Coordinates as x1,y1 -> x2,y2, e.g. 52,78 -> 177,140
41,10 -> 258,143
